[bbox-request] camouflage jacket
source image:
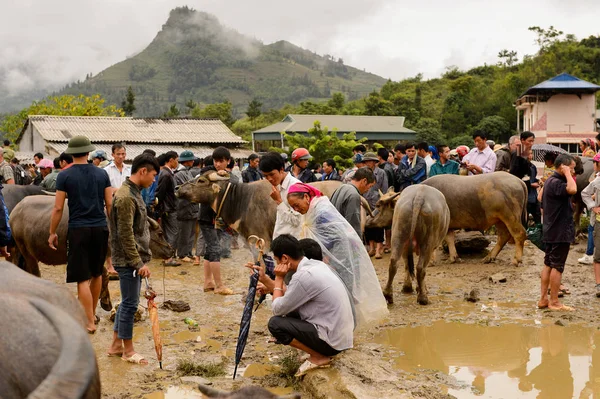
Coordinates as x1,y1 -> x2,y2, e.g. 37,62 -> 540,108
109,178 -> 151,269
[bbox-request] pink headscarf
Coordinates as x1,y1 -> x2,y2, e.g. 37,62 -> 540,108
287,183 -> 322,199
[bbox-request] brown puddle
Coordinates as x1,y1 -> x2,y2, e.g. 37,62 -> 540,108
374,320 -> 600,397
243,363 -> 279,377
144,385 -> 202,399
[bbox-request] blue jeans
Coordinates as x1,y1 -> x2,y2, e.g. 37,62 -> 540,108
587,224 -> 595,256
113,267 -> 141,340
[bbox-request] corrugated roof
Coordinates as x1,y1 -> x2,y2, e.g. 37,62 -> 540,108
47,143 -> 253,161
253,114 -> 415,134
521,73 -> 600,96
20,115 -> 246,144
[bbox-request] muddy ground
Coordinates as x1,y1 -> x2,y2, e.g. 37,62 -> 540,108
40,237 -> 600,398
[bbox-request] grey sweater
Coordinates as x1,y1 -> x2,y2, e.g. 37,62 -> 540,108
330,184 -> 362,238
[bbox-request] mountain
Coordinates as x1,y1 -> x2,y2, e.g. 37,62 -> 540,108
55,7 -> 387,117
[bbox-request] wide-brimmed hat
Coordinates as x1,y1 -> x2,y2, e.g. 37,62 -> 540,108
362,152 -> 379,162
179,150 -> 195,162
65,136 -> 95,154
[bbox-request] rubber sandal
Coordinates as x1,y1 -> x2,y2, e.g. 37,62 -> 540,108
107,351 -> 123,357
383,248 -> 391,254
548,305 -> 574,312
214,287 -> 234,295
87,328 -> 96,335
294,359 -> 331,377
375,253 -> 383,259
122,353 -> 147,364
203,286 -> 215,292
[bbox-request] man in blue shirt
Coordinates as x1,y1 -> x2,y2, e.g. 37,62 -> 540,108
49,136 -> 113,334
429,144 -> 460,177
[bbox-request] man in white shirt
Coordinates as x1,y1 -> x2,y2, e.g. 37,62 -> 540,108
259,152 -> 302,239
262,234 -> 354,377
462,131 -> 497,175
104,143 -> 132,189
417,142 -> 435,176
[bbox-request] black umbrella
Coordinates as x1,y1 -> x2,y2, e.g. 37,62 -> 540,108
254,255 -> 275,312
531,143 -> 568,162
232,235 -> 265,379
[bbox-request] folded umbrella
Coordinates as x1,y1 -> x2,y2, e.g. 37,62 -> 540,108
144,277 -> 163,369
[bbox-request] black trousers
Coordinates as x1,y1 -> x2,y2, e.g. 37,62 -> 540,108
268,315 -> 340,357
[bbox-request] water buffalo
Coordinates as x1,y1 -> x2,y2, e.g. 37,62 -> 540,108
2,184 -> 50,214
0,261 -> 100,398
9,196 -> 174,310
368,172 -> 527,266
198,384 -> 300,399
384,185 -> 450,305
175,172 -> 345,248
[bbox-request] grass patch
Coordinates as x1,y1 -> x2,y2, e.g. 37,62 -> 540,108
176,359 -> 226,378
260,351 -> 303,391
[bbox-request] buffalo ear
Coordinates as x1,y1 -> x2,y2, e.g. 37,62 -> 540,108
386,187 -> 395,195
147,218 -> 159,230
197,384 -> 227,397
211,183 -> 222,195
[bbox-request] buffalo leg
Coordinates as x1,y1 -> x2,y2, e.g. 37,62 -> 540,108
401,250 -> 413,294
416,250 -> 432,305
383,256 -> 399,304
484,223 -> 511,263
446,230 -> 460,263
99,266 -> 112,312
504,219 -> 526,267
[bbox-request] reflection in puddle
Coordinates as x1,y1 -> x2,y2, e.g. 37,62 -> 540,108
243,363 -> 278,377
170,330 -> 200,344
374,321 -> 600,398
144,386 -> 202,399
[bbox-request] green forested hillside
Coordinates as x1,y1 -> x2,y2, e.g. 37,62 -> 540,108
56,6 -> 387,117
236,27 -> 600,147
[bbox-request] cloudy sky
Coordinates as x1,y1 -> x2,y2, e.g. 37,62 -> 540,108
0,0 -> 598,96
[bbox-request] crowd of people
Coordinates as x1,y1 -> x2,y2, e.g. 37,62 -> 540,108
7,127 -> 600,373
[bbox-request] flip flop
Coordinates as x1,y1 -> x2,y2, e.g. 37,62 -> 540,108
122,353 -> 148,364
548,305 -> 574,312
537,303 -> 549,309
107,351 -> 123,357
294,360 -> 331,377
87,328 -> 96,335
214,287 -> 234,295
203,286 -> 215,292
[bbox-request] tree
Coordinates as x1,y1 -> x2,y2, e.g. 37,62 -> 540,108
246,98 -> 263,126
1,94 -> 124,142
328,92 -> 345,110
473,115 -> 512,143
415,118 -> 445,145
497,49 -> 519,67
163,104 -> 180,118
363,91 -> 394,116
528,26 -> 564,52
185,99 -> 197,113
191,101 -> 235,127
284,121 -> 366,168
121,86 -> 136,116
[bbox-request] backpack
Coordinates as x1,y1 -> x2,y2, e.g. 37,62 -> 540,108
11,164 -> 32,185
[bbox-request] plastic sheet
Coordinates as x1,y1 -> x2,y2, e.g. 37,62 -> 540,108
299,196 -> 388,327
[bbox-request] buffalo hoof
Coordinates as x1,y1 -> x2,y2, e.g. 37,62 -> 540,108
449,256 -> 463,264
383,292 -> 394,305
402,284 -> 413,294
512,259 -> 523,267
417,296 -> 429,305
483,256 -> 495,264
100,298 -> 113,312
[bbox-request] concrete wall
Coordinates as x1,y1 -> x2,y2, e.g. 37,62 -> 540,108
524,94 -> 597,133
18,125 -> 47,153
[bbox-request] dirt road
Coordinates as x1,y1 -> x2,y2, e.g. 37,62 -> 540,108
40,239 -> 600,398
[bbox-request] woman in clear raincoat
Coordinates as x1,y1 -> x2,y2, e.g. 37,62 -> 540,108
286,183 -> 388,327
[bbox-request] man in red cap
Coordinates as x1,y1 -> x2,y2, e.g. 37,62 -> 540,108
288,148 -> 317,183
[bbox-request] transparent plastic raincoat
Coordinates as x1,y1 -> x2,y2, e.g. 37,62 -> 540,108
299,196 -> 388,326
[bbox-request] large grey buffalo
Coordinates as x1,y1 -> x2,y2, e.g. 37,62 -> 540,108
0,261 -> 100,398
2,184 -> 50,213
367,172 -> 528,266
383,185 -> 450,305
175,172 -> 346,248
10,196 -> 174,311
